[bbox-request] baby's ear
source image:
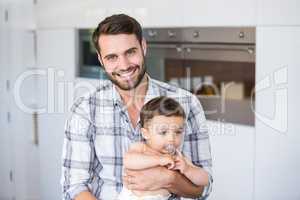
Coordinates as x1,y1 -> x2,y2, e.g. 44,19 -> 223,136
141,128 -> 149,140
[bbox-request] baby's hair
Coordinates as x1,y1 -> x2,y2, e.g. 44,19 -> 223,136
140,96 -> 186,127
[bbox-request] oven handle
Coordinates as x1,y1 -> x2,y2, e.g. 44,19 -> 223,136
182,44 -> 255,54
148,44 -> 184,52
148,43 -> 255,54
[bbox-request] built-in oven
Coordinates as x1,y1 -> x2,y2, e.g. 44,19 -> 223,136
77,27 -> 255,126
144,28 -> 255,126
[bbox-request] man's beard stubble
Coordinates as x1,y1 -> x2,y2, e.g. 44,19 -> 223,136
104,60 -> 147,91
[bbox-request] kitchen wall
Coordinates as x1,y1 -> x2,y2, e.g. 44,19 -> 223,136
0,0 -> 300,200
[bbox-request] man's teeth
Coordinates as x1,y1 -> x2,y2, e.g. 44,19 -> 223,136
118,68 -> 135,77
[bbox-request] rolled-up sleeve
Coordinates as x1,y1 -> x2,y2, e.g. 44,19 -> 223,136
183,95 -> 213,200
61,97 -> 99,200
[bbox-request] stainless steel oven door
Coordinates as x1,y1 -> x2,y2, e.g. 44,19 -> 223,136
146,43 -> 184,82
182,44 -> 255,62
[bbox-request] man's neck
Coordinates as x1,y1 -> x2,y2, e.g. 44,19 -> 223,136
116,75 -> 148,109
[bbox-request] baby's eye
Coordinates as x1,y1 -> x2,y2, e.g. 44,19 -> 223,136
175,131 -> 182,135
158,131 -> 167,135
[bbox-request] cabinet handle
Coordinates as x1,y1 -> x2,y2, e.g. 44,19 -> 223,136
32,112 -> 39,146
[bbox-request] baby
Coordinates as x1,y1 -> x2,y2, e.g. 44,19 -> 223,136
118,96 -> 209,200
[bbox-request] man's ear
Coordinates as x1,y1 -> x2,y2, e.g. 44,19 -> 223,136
141,127 -> 149,140
141,38 -> 147,57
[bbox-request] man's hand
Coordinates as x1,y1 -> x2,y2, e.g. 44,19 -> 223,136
74,191 -> 97,200
123,166 -> 204,198
123,166 -> 174,191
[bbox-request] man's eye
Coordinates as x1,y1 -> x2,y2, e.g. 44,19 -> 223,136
126,49 -> 136,55
107,55 -> 117,61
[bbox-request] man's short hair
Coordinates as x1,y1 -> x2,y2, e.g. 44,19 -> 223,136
140,96 -> 186,127
92,14 -> 143,53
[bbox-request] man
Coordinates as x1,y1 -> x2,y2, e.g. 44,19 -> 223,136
61,14 -> 212,200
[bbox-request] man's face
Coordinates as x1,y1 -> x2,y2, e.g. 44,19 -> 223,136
97,34 -> 147,90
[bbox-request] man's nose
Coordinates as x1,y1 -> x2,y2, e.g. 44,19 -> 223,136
117,55 -> 130,70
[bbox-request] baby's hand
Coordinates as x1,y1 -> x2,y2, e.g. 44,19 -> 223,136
159,154 -> 175,169
174,151 -> 189,174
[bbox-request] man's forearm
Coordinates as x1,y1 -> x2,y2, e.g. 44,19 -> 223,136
166,170 -> 204,198
74,191 -> 97,200
124,152 -> 160,170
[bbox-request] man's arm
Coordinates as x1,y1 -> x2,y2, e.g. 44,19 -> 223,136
74,191 -> 97,200
173,153 -> 209,186
61,97 -> 100,200
124,166 -> 203,198
167,169 -> 204,198
124,143 -> 174,170
179,94 -> 213,198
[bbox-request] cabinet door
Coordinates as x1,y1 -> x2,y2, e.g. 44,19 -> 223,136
0,5 -> 15,200
36,29 -> 76,200
1,5 -> 40,200
257,0 -> 300,26
36,0 -> 184,28
183,0 -> 256,26
207,122 -> 255,200
255,27 -> 300,200
9,30 -> 41,200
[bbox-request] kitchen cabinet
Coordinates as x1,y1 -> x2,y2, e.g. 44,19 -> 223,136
255,27 -> 300,200
9,30 -> 41,200
129,0 -> 184,27
0,5 -> 15,200
36,0 -> 300,29
36,29 -> 77,200
208,121 -> 255,200
183,0 -> 257,26
257,0 -> 300,26
0,2 -> 41,200
36,0 -> 184,28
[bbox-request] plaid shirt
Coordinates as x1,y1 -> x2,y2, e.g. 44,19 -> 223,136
61,76 -> 213,200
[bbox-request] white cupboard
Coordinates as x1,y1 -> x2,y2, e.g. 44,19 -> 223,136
36,29 -> 77,200
255,27 -> 300,200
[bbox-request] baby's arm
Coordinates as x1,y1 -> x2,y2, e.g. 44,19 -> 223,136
174,152 -> 209,186
124,143 -> 174,170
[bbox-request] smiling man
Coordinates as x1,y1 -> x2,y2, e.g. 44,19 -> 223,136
61,14 -> 213,200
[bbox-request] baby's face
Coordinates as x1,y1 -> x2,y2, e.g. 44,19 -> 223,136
143,115 -> 185,154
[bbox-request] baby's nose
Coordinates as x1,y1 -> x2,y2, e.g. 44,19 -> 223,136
167,133 -> 176,143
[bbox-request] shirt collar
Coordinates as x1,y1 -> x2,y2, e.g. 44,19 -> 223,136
144,75 -> 161,105
111,74 -> 161,107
